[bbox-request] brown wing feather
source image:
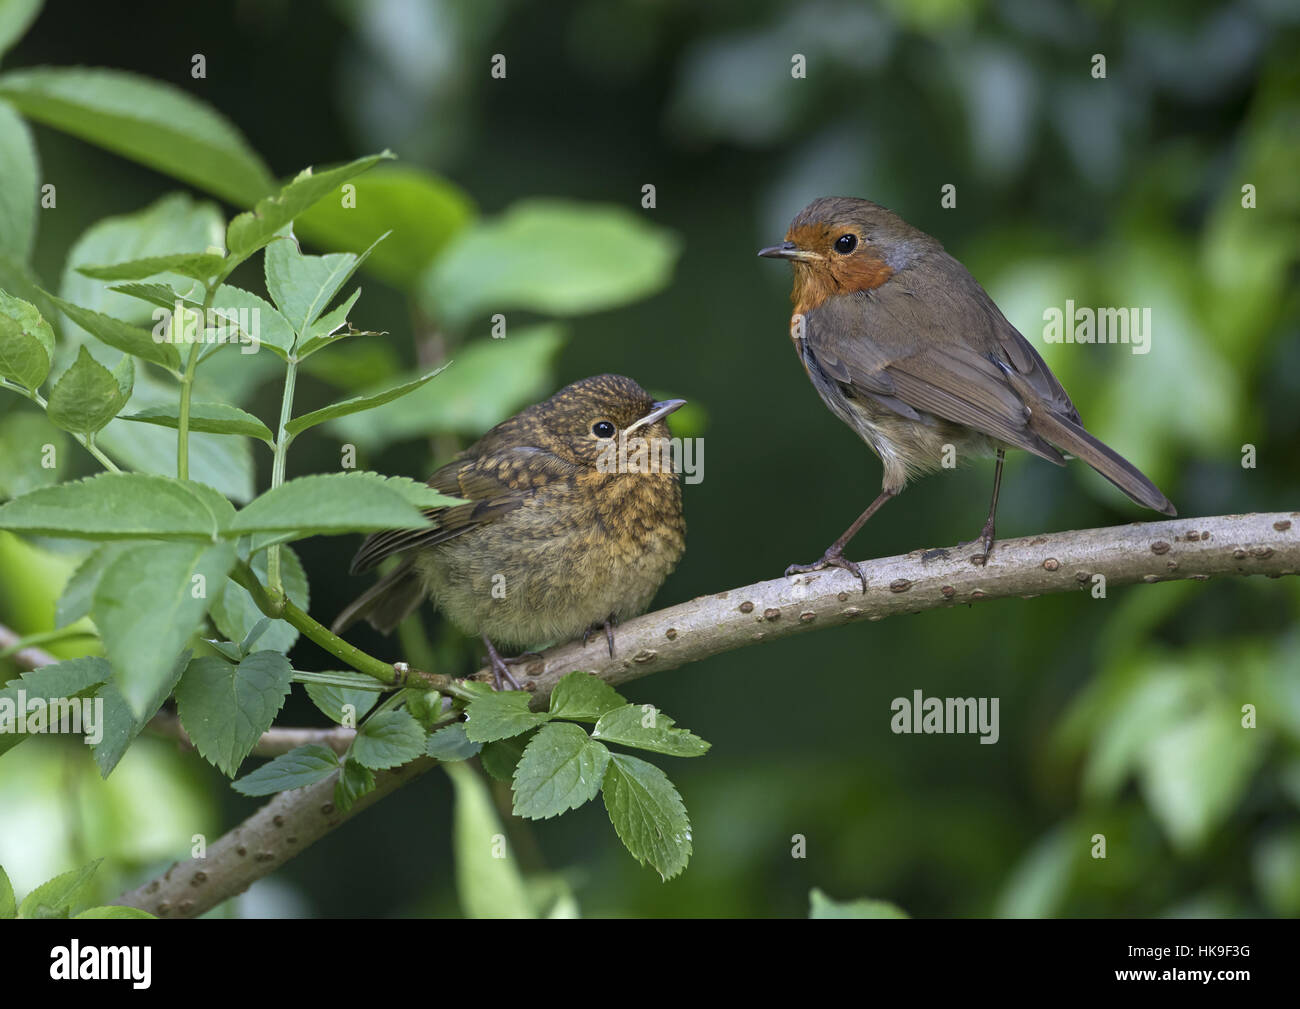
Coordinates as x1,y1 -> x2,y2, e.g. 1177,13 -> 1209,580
805,254 -> 1073,464
347,445 -> 577,574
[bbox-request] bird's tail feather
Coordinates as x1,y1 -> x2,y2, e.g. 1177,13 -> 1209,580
1028,409 -> 1177,516
330,557 -> 427,635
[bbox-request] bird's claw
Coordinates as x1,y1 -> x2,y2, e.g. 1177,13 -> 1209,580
974,520 -> 997,566
583,615 -> 617,657
785,550 -> 868,594
481,639 -> 540,691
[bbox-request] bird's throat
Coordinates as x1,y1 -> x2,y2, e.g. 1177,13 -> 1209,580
791,256 -> 894,314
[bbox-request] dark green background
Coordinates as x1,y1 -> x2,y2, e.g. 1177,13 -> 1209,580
1,0 -> 1298,917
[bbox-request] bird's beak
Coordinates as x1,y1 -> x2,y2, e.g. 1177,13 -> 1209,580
757,240 -> 819,262
625,398 -> 686,435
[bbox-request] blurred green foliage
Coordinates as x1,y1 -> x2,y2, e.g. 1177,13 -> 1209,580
0,0 -> 1298,917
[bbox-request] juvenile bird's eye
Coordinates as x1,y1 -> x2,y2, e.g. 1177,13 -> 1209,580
592,420 -> 616,439
834,234 -> 857,254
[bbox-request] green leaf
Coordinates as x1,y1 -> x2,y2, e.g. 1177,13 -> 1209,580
73,906 -> 155,919
45,345 -> 131,435
1139,707 -> 1264,852
47,293 -> 180,372
0,287 -> 53,389
351,709 -> 425,770
601,753 -> 692,881
17,859 -> 101,919
77,252 -> 227,283
479,734 -> 531,782
0,864 -> 14,917
232,743 -> 340,796
426,723 -> 482,762
226,152 -> 394,261
421,199 -> 680,328
0,0 -> 42,61
592,704 -> 710,757
203,283 -> 295,359
334,757 -> 375,812
107,280 -> 200,313
95,540 -> 238,717
57,194 -> 221,347
120,402 -> 273,442
0,99 -> 38,261
174,651 -> 293,777
286,366 -> 446,437
304,681 -> 378,725
295,287 -> 363,358
512,722 -> 610,820
548,671 -> 626,723
0,412 -> 66,498
226,471 -> 453,539
264,230 -> 385,339
809,888 -> 910,919
445,761 -> 535,918
296,164 -> 475,290
56,545 -> 124,627
463,690 -> 552,744
0,67 -> 273,205
0,656 -> 109,757
209,544 -> 308,656
88,680 -> 142,778
327,324 -> 565,449
0,472 -> 235,540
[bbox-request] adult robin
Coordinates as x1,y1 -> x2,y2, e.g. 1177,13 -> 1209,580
760,196 -> 1175,589
333,374 -> 687,688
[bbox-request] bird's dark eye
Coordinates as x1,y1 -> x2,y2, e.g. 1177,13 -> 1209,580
834,234 -> 857,254
592,420 -> 616,439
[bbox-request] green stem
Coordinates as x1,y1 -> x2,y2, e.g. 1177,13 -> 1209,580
177,286 -> 218,481
228,562 -> 478,701
0,380 -> 121,473
0,626 -> 96,659
266,358 -> 299,597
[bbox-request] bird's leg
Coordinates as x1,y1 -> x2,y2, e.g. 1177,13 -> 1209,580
581,614 -> 618,657
975,449 -> 1005,565
481,634 -> 530,691
785,488 -> 897,593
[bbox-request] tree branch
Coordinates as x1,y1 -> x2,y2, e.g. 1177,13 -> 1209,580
87,510 -> 1298,914
491,510 -> 1300,703
144,710 -> 356,758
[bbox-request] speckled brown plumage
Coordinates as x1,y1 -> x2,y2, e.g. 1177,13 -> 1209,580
332,375 -> 686,686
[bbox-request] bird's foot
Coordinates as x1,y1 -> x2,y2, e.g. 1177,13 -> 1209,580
581,614 -> 618,657
480,637 -> 539,691
974,519 -> 997,566
785,549 -> 867,594
921,547 -> 950,563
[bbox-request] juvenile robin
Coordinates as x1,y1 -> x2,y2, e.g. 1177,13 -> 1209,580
760,196 -> 1175,589
332,374 -> 687,688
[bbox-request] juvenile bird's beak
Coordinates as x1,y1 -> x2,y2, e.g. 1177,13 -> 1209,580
625,398 -> 686,435
757,241 -> 819,262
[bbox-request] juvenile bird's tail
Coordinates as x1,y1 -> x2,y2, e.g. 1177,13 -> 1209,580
1027,408 -> 1177,516
331,557 -> 427,635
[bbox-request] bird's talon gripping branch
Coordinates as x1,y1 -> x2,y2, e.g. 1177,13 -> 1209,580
481,637 -> 524,691
786,551 -> 869,594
